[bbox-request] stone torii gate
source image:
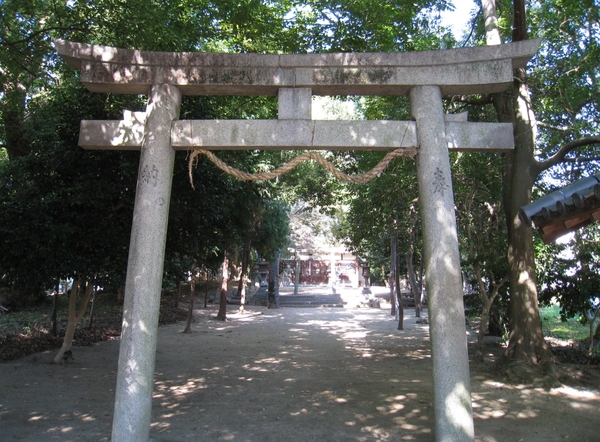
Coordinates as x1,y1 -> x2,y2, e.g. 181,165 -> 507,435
55,39 -> 539,442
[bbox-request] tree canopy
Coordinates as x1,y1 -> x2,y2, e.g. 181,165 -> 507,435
1,0 -> 599,376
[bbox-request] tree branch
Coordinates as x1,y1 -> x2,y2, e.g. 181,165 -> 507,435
447,94 -> 493,106
556,156 -> 600,164
536,135 -> 600,174
536,121 -> 569,132
0,24 -> 85,47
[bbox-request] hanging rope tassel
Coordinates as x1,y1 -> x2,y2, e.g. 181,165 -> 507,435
188,148 -> 417,187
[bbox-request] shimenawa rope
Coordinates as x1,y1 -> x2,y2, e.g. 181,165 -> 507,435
188,147 -> 416,187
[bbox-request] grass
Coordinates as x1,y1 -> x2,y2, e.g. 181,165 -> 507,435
539,304 -> 590,342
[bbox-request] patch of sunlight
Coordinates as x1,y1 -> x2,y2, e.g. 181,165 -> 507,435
474,408 -> 506,419
345,420 -> 356,426
568,402 -> 598,411
359,426 -> 391,439
242,364 -> 269,372
354,412 -> 374,422
515,410 -> 538,418
161,402 -> 181,410
214,325 -> 237,332
335,397 -> 348,403
60,427 -> 74,433
170,380 -> 201,395
342,331 -> 368,339
445,381 -> 474,431
227,311 -> 263,322
288,328 -> 309,333
79,415 -> 96,422
150,421 -> 171,432
376,402 -> 406,414
481,380 -> 508,389
28,415 -> 46,422
138,320 -> 148,333
154,377 -> 207,401
345,345 -> 373,358
245,356 -> 290,369
551,386 -> 599,401
290,408 -> 308,416
404,349 -> 431,360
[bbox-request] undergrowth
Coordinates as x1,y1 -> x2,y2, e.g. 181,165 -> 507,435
0,292 -> 187,361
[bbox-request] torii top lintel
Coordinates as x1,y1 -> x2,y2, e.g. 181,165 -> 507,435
54,39 -> 540,97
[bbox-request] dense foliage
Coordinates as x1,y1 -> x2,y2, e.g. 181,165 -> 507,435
1,1 -> 599,370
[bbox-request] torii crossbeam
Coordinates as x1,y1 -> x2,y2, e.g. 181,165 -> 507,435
55,39 -> 539,442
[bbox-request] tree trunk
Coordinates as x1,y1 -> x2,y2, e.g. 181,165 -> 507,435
204,267 -> 209,308
53,277 -> 93,364
183,262 -> 197,333
268,253 -> 280,309
50,280 -> 59,337
584,307 -> 600,357
216,252 -> 229,321
480,0 -> 555,377
406,205 -> 422,317
406,252 -> 419,316
1,90 -> 30,160
87,283 -> 97,330
389,233 -> 397,317
395,245 -> 404,331
473,264 -> 504,363
498,68 -> 554,374
176,279 -> 182,308
237,242 -> 250,313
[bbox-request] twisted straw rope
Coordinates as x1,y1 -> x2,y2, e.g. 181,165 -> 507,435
188,147 -> 417,186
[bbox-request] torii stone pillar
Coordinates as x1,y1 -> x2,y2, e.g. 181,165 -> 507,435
112,84 -> 181,442
411,85 -> 473,441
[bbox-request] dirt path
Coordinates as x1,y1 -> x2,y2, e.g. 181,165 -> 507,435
1,294 -> 599,441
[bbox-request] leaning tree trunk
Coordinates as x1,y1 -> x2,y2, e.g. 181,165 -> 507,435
53,277 -> 94,364
216,252 -> 229,321
473,263 -> 505,363
395,245 -> 404,331
389,233 -> 397,317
